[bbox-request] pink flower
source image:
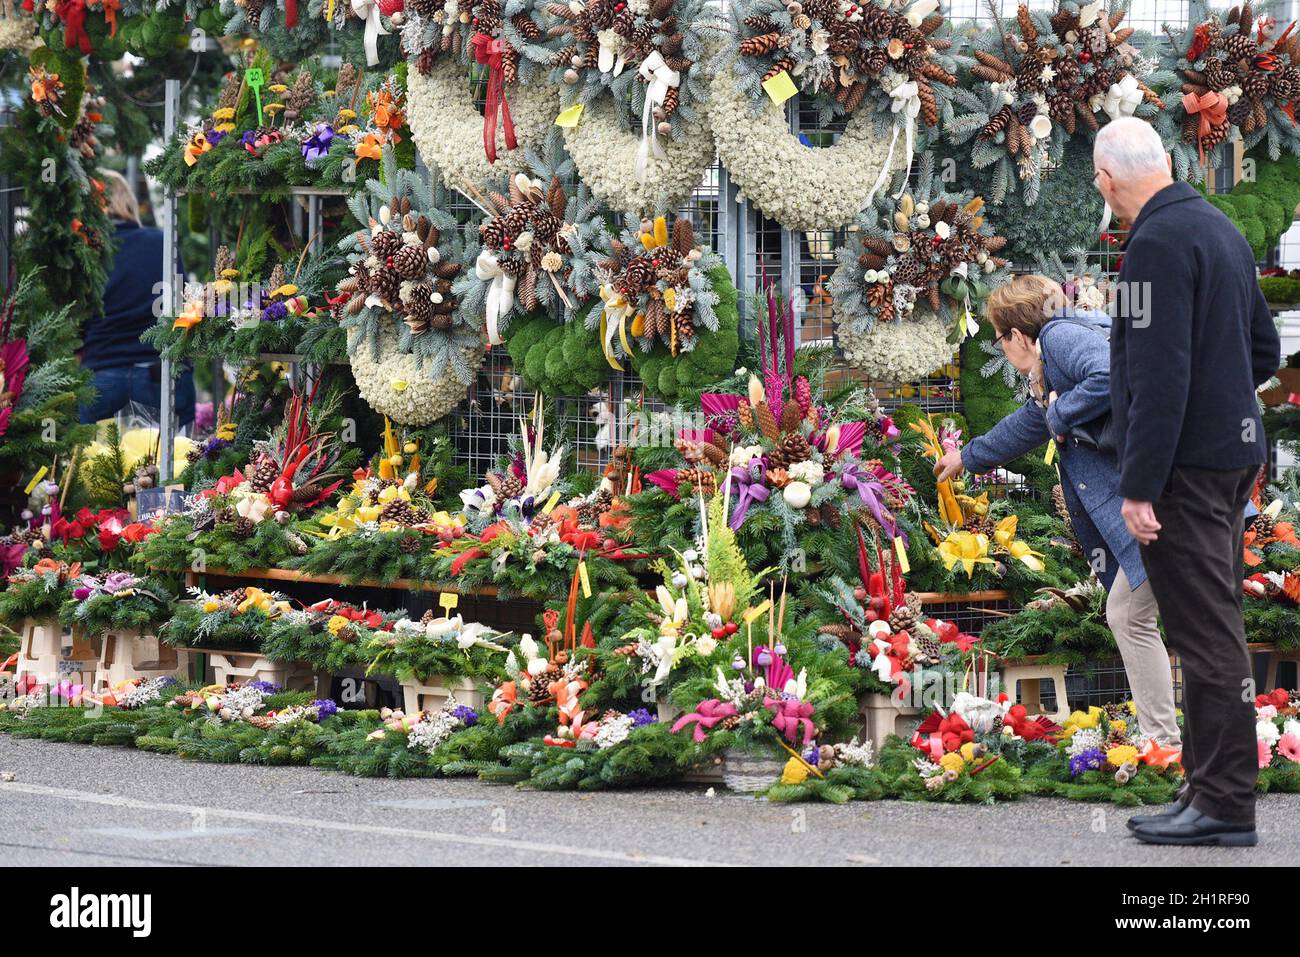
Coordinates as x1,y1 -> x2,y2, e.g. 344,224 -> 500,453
1257,704 -> 1279,720
1279,732 -> 1300,764
1258,737 -> 1274,769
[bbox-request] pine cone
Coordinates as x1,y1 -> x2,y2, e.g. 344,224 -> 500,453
1251,513 -> 1276,538
529,667 -> 563,703
889,604 -> 917,633
246,457 -> 279,493
776,431 -> 812,466
675,467 -> 717,496
737,399 -> 754,431
371,229 -> 401,258
399,534 -> 425,554
392,244 -> 427,280
1223,32 -> 1258,61
233,516 -> 256,540
500,474 -> 524,500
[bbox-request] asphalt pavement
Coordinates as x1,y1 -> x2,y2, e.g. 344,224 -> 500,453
1,737 -> 1296,866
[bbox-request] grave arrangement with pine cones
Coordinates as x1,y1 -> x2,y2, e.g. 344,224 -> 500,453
831,153 -> 1010,342
1159,4 -> 1300,179
402,0 -> 549,83
728,0 -> 965,128
588,214 -> 724,362
949,1 -> 1169,205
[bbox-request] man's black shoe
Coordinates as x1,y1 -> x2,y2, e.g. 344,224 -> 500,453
1125,794 -> 1191,832
1131,805 -> 1257,846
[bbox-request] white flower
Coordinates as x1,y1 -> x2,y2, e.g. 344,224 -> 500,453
696,635 -> 718,656
1257,719 -> 1281,746
787,460 -> 824,484
934,221 -> 951,240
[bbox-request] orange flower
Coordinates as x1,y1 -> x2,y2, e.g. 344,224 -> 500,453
354,133 -> 382,161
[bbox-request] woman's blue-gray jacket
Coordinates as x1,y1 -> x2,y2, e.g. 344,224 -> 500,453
960,309 -> 1145,592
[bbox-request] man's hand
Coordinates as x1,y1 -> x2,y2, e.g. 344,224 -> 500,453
934,448 -> 964,482
1121,499 -> 1161,545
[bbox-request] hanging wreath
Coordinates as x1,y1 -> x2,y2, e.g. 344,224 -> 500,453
716,0 -> 962,230
218,0 -> 334,62
538,0 -> 717,211
406,55 -> 560,188
401,0 -> 552,168
949,1 -> 1169,205
830,154 -> 1010,382
451,129 -> 603,344
335,150 -> 481,388
350,321 -> 483,424
1157,4 -> 1300,179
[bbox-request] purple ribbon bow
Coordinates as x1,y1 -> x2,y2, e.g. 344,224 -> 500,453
839,463 -> 900,541
301,123 -> 335,164
728,458 -> 769,530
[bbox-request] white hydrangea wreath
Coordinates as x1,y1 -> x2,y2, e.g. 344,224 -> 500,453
406,57 -> 560,190
0,7 -> 35,51
561,97 -> 715,215
349,322 -> 484,425
833,307 -> 953,385
709,64 -> 908,232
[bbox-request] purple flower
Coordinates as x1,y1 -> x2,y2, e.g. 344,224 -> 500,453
207,129 -> 227,147
451,705 -> 478,726
103,571 -> 138,593
247,680 -> 281,694
1069,748 -> 1106,778
73,586 -> 91,600
260,300 -> 289,323
312,699 -> 338,720
627,708 -> 655,727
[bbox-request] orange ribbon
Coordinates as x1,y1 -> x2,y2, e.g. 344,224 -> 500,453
1182,91 -> 1227,164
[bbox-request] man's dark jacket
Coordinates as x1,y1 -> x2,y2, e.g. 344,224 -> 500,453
1111,181 -> 1281,502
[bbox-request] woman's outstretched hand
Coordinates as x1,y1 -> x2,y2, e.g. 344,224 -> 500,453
934,449 -> 964,482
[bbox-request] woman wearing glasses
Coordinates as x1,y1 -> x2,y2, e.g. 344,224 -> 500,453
934,274 -> 1180,761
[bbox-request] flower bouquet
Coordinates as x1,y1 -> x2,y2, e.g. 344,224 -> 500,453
0,558 -> 79,630
60,571 -> 175,641
365,613 -> 513,713
261,598 -> 403,673
293,419 -> 467,584
1255,688 -> 1300,793
161,586 -> 293,652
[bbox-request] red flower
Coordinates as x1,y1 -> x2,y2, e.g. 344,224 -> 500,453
120,522 -> 156,543
97,529 -> 121,552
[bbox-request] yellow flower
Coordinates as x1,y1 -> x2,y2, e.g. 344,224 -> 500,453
959,742 -> 980,763
202,600 -> 220,613
1061,706 -> 1105,737
1109,718 -> 1127,734
937,530 -> 992,576
270,283 -> 298,298
326,615 -> 350,636
213,107 -> 235,120
939,752 -> 966,774
1106,745 -> 1139,768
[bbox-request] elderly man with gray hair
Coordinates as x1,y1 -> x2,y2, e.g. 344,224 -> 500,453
1094,116 -> 1279,846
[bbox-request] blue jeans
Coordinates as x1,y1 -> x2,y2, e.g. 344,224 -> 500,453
80,363 -> 196,429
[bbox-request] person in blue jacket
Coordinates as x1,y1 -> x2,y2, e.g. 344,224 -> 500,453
935,274 -> 1180,756
78,170 -> 195,429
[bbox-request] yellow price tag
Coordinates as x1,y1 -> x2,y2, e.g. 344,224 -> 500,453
578,560 -> 591,598
439,592 -> 459,617
555,103 -> 585,128
762,70 -> 798,106
894,536 -> 910,574
23,466 -> 48,496
1044,440 -> 1056,466
542,490 -> 561,515
743,598 -> 773,625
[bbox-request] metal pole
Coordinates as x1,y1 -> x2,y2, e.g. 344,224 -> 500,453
159,78 -> 181,482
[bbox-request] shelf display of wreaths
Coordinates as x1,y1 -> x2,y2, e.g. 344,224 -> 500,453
948,1 -> 1170,204
829,153 -> 1011,383
1156,3 -> 1300,179
540,0 -> 719,214
711,0 -> 965,232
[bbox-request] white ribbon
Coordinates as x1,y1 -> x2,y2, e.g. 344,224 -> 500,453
904,0 -> 938,28
635,51 -> 681,183
351,0 -> 389,66
598,38 -> 627,76
865,82 -> 921,208
476,250 -> 516,345
1102,75 -> 1143,122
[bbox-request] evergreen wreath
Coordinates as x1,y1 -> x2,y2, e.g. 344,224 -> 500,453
0,1 -> 36,51
336,149 -> 479,383
715,0 -> 964,230
829,154 -> 1010,382
539,0 -> 718,211
949,0 -> 1169,205
1157,4 -> 1300,179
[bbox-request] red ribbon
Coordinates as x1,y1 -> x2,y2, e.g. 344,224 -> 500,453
56,0 -> 91,54
471,33 -> 516,165
284,0 -> 298,27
